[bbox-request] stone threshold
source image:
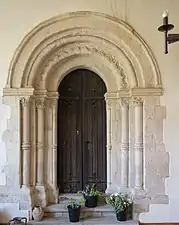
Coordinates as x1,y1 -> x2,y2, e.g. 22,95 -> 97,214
29,217 -> 139,225
44,204 -> 113,213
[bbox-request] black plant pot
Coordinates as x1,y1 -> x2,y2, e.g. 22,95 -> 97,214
116,210 -> 127,221
67,205 -> 81,222
126,203 -> 133,220
84,195 -> 98,208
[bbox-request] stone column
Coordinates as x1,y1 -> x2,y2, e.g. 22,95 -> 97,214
133,97 -> 144,189
31,98 -> 36,186
106,98 -> 112,188
120,98 -> 129,188
21,97 -> 31,187
36,99 -> 45,185
46,103 -> 53,185
51,99 -> 58,188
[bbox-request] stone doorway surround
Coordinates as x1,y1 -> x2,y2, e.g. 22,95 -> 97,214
2,11 -> 169,217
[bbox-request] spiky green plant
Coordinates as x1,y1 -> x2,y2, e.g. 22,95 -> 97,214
78,183 -> 102,196
68,198 -> 86,209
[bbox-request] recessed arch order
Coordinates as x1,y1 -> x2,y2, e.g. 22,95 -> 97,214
5,11 -> 162,95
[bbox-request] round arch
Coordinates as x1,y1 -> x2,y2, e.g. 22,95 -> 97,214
2,11 -> 169,215
5,11 -> 162,93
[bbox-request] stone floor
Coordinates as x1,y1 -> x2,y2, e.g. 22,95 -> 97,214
29,217 -> 139,225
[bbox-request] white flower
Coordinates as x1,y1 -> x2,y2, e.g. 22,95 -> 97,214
114,193 -> 119,196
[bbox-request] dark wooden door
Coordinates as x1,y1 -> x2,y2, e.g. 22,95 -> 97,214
57,69 -> 107,193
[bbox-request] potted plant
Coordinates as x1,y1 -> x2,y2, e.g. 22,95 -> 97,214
67,198 -> 85,223
79,183 -> 102,208
106,193 -> 132,221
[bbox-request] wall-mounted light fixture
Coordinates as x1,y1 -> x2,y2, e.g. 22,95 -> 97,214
158,10 -> 179,54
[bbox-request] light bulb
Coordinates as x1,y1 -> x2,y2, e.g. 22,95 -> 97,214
162,10 -> 169,18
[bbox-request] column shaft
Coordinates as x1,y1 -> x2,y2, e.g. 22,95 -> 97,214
106,99 -> 112,188
52,99 -> 58,187
36,99 -> 45,185
133,97 -> 144,189
120,98 -> 129,187
21,97 -> 31,187
47,106 -> 53,184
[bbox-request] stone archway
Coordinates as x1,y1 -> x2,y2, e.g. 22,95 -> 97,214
3,11 -> 168,216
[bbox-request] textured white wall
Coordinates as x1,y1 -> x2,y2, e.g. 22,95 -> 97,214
0,0 -> 179,222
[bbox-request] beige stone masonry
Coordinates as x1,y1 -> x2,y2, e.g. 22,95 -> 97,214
2,11 -> 168,219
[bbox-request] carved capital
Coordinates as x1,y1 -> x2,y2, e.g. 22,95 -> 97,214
120,98 -> 129,107
50,99 -> 58,109
105,98 -> 113,108
20,97 -> 31,108
36,99 -> 45,109
106,103 -> 112,111
133,97 -> 143,106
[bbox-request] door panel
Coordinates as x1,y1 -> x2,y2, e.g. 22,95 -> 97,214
58,69 -> 107,193
58,98 -> 82,193
83,98 -> 107,191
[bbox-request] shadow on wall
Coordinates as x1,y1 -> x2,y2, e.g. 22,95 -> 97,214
0,211 -> 11,224
0,204 -> 29,224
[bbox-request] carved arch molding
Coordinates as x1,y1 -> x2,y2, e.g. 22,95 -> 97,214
2,11 -> 169,216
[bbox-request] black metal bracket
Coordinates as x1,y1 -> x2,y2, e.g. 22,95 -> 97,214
158,13 -> 179,54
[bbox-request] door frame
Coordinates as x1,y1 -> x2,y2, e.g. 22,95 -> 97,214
57,69 -> 107,193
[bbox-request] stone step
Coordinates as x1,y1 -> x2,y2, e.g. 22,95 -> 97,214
58,193 -> 84,203
58,193 -> 107,204
44,203 -> 115,218
29,217 -> 138,225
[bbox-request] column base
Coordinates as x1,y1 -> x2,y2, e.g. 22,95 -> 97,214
105,184 -> 126,194
133,188 -> 150,201
105,185 -> 148,199
34,185 -> 47,207
105,184 -> 115,194
20,185 -> 34,210
47,185 -> 59,204
117,186 -> 134,194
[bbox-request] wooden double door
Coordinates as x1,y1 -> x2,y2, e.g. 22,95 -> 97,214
57,69 -> 107,193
